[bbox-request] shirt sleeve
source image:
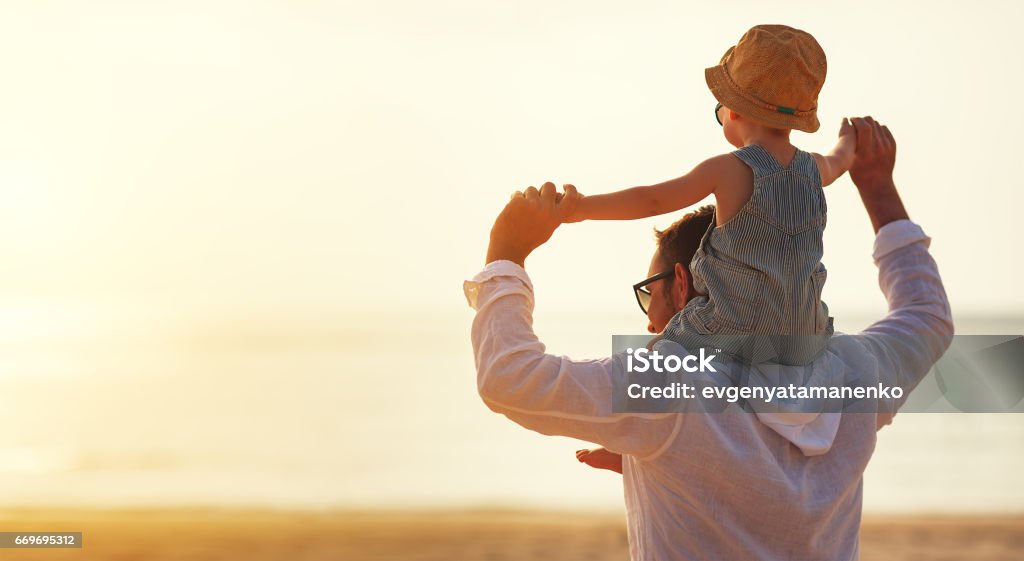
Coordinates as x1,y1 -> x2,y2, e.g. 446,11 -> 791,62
463,260 -> 681,460
852,220 -> 955,428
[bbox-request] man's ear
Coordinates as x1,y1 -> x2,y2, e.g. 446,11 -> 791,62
672,262 -> 690,308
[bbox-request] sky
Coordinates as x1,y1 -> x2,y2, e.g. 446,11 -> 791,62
1,0 -> 1022,348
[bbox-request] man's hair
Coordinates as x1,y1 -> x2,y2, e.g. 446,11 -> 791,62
654,205 -> 715,295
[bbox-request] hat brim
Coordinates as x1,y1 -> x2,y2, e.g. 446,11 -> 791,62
705,64 -> 820,133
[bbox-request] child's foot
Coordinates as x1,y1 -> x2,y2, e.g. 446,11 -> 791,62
575,448 -> 623,473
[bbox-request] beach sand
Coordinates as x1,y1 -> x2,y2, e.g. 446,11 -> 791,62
0,508 -> 1020,560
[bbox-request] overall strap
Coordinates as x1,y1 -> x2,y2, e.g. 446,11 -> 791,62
731,144 -> 783,178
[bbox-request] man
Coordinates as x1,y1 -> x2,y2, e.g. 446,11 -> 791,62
464,118 -> 953,560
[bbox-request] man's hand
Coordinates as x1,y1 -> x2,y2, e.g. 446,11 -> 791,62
848,116 -> 896,193
485,182 -> 580,267
847,116 -> 908,233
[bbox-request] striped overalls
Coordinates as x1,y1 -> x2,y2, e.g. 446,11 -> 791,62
662,144 -> 833,366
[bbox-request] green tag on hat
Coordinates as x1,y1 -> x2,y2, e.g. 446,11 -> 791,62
776,106 -> 796,115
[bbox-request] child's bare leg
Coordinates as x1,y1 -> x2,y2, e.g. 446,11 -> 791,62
575,447 -> 623,474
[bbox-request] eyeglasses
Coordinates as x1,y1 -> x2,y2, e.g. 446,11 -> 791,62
633,270 -> 674,315
714,102 -> 723,126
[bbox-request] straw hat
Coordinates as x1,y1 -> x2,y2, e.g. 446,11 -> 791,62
705,25 -> 826,133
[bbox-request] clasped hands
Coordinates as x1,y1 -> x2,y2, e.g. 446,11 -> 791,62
485,182 -> 581,267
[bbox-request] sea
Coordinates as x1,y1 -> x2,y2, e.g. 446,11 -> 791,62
0,312 -> 1021,514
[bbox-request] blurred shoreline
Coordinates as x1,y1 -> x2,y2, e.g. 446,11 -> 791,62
0,508 -> 1020,560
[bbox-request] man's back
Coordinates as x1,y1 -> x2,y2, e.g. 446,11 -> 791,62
626,391 -> 877,560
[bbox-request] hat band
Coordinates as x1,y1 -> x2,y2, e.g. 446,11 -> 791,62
721,63 -> 816,117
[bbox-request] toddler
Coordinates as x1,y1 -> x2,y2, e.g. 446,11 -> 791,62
572,25 -> 855,471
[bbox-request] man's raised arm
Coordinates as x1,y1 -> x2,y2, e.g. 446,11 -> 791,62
464,182 -> 680,459
845,118 -> 954,426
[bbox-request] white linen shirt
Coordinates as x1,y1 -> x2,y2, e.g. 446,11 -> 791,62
464,220 -> 953,561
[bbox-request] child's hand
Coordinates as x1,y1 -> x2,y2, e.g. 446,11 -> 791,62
814,119 -> 858,186
837,118 -> 857,158
834,117 -> 857,169
556,184 -> 584,223
838,117 -> 856,143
